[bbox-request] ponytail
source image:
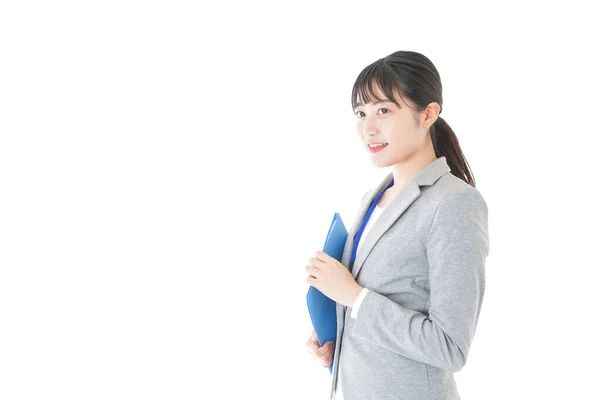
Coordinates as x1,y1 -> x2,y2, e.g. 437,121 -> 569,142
431,116 -> 475,187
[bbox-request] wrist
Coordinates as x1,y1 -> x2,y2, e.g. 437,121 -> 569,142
349,284 -> 364,307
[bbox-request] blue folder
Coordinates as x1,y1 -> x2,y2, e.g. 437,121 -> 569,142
306,212 -> 348,374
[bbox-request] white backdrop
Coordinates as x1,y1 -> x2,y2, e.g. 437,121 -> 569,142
1,1 -> 599,399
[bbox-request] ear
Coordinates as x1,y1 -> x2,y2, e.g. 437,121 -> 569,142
423,102 -> 441,130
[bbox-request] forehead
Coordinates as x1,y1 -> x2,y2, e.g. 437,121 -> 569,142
355,79 -> 408,108
369,82 -> 387,98
357,81 -> 387,102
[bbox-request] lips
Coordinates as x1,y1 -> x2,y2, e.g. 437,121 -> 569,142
368,143 -> 388,153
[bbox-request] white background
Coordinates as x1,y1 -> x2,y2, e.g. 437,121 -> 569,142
1,1 -> 599,399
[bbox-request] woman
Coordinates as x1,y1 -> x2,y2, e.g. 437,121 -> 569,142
305,50 -> 490,400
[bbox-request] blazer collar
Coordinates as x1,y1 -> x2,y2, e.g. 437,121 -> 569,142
341,156 -> 451,279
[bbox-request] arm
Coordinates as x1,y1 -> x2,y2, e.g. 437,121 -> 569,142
351,188 -> 490,372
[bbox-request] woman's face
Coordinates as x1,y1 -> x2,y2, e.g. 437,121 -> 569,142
354,83 -> 430,168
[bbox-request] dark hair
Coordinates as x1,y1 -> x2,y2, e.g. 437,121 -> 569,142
351,50 -> 475,187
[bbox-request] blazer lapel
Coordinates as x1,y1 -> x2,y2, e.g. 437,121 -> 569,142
350,156 -> 451,279
340,189 -> 376,269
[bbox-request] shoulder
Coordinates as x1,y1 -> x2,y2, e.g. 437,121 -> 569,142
428,173 -> 488,215
359,172 -> 488,215
426,173 -> 490,254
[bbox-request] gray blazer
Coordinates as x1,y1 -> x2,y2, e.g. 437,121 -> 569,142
330,156 -> 490,400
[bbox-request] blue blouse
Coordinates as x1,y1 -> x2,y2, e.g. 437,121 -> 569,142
350,178 -> 395,269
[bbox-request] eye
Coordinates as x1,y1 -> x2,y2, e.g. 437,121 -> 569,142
355,108 -> 390,118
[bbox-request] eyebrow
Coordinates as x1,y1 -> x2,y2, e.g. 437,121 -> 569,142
354,99 -> 394,109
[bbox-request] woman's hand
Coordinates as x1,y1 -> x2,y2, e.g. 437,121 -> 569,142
306,250 -> 363,307
306,330 -> 333,368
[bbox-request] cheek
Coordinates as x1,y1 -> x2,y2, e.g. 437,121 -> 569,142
387,120 -> 417,141
386,133 -> 419,155
386,127 -> 408,144
356,122 -> 364,138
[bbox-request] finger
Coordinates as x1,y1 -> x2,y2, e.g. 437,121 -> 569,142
325,348 -> 333,363
307,333 -> 323,349
307,258 -> 322,269
315,341 -> 332,357
316,251 -> 331,262
324,341 -> 334,355
306,336 -> 319,352
306,274 -> 320,288
305,264 -> 320,277
320,347 -> 333,365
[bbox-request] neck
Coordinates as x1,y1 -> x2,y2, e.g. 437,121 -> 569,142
390,145 -> 437,192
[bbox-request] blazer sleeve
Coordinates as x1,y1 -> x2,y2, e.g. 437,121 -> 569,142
351,188 -> 490,372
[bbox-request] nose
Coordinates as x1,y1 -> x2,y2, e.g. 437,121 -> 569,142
360,115 -> 378,136
362,123 -> 379,138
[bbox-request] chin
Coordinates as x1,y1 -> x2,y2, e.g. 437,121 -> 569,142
370,158 -> 393,168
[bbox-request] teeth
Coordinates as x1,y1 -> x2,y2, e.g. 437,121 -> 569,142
369,143 -> 387,147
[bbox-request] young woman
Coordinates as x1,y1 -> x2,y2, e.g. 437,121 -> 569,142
305,50 -> 490,400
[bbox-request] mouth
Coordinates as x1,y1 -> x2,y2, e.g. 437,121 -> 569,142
367,143 -> 388,153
